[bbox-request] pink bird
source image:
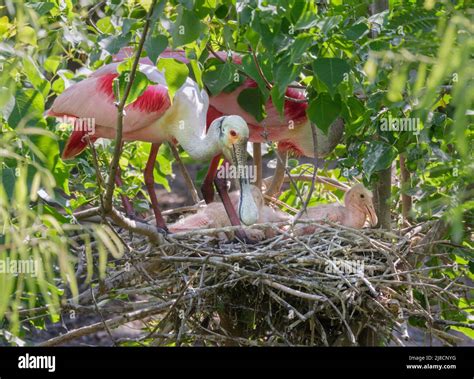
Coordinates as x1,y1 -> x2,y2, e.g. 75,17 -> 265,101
169,186 -> 289,241
114,48 -> 344,203
47,60 -> 258,231
296,183 -> 378,235
201,53 -> 345,202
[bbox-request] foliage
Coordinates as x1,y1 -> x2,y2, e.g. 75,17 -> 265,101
0,0 -> 472,344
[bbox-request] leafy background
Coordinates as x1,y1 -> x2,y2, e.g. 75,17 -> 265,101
0,0 -> 472,344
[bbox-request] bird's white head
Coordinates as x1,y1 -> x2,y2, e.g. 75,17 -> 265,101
211,115 -> 249,149
209,116 -> 258,226
344,184 -> 378,227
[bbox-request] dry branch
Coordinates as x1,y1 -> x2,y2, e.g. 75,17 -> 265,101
34,216 -> 469,347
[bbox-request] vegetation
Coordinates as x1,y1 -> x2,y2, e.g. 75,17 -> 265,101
0,0 -> 472,345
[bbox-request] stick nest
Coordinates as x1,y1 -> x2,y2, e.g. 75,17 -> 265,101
71,218 -> 465,347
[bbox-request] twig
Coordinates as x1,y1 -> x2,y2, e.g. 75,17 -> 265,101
90,286 -> 118,346
168,142 -> 201,204
103,0 -> 158,214
74,206 -> 165,245
249,46 -> 308,103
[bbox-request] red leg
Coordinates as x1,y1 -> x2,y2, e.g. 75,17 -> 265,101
213,170 -> 249,242
144,143 -> 168,231
201,154 -> 222,204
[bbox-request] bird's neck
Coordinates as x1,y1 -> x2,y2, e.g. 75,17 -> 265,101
345,204 -> 366,228
157,79 -> 217,161
173,122 -> 222,161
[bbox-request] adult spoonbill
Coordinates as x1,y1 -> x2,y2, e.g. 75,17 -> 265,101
47,62 -> 258,231
114,48 -> 344,203
296,184 -> 378,235
203,60 -> 344,201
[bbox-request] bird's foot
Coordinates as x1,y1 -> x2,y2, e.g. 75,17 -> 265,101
155,225 -> 170,236
231,229 -> 260,245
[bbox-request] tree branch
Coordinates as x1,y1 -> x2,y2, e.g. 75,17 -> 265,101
103,0 -> 159,213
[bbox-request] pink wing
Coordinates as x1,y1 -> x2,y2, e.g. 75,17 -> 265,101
168,202 -> 229,231
306,204 -> 345,223
208,79 -> 307,129
112,48 -> 314,156
47,63 -> 171,159
259,206 -> 290,223
48,63 -> 170,131
168,213 -> 214,232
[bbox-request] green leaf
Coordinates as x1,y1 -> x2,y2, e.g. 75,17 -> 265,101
151,144 -> 172,192
237,87 -> 266,122
171,7 -> 203,47
0,168 -> 16,200
203,63 -> 234,96
290,34 -> 313,64
344,23 -> 369,41
30,134 -> 58,172
144,34 -> 168,64
215,4 -> 229,19
113,71 -> 150,107
319,16 -> 343,35
306,93 -> 342,134
189,59 -> 203,88
274,56 -> 300,96
27,2 -> 56,16
362,141 -> 398,180
96,17 -> 114,34
241,55 -> 270,98
23,57 -> 50,98
116,57 -> 133,74
99,34 -> 132,55
0,87 -> 15,119
157,58 -> 189,102
51,77 -> 65,94
31,131 -> 69,193
44,55 -> 62,74
312,58 -> 350,95
122,18 -> 138,35
270,86 -> 285,118
451,326 -> 474,340
17,26 -> 37,46
8,89 -> 45,128
250,17 -> 274,51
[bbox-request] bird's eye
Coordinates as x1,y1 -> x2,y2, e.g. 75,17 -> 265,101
360,194 -> 365,198
230,130 -> 237,137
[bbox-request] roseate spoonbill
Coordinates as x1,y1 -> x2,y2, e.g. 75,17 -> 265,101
201,53 -> 345,202
114,48 -> 344,202
296,184 -> 378,235
47,62 -> 258,230
169,185 -> 289,241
